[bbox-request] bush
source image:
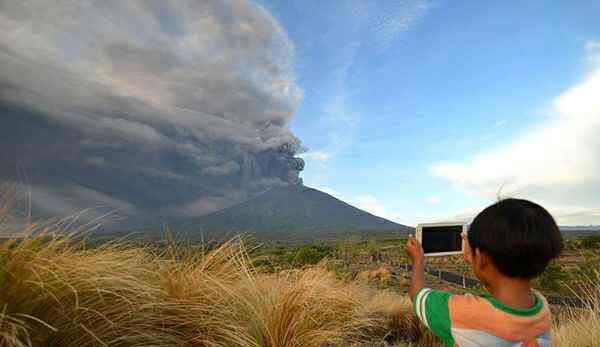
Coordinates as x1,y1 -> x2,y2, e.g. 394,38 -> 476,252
574,254 -> 600,280
581,235 -> 600,249
538,261 -> 569,292
252,257 -> 275,272
288,245 -> 332,266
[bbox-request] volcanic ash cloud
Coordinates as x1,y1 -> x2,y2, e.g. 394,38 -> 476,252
0,0 -> 305,224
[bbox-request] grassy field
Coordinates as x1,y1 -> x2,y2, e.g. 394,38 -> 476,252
1,219 -> 599,347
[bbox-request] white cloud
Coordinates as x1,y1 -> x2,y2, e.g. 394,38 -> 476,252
425,195 -> 441,204
550,206 -> 600,225
370,0 -> 431,51
434,204 -> 600,227
310,188 -> 388,217
432,47 -> 600,223
349,194 -> 393,219
585,40 -> 600,65
300,150 -> 331,164
311,186 -> 395,218
494,120 -> 507,128
585,40 -> 600,51
431,209 -> 478,224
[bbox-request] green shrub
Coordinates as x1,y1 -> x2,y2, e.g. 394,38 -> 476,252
252,257 -> 275,271
574,255 -> 600,279
581,235 -> 600,249
538,261 -> 569,292
288,245 -> 332,266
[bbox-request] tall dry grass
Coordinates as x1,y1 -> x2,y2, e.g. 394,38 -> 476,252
0,183 -> 421,347
0,231 -> 183,347
553,271 -> 600,347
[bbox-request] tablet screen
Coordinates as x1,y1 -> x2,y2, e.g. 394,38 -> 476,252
422,225 -> 463,254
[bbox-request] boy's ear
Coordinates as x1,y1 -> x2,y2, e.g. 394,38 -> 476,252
475,248 -> 492,270
472,247 -> 487,271
462,237 -> 473,264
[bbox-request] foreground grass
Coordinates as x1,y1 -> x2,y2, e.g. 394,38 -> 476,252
552,273 -> 600,347
0,221 -> 437,347
0,223 -> 597,346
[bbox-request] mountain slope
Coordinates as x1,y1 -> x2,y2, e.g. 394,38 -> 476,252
174,185 -> 412,239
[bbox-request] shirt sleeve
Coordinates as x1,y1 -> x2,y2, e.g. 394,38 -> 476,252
413,288 -> 454,347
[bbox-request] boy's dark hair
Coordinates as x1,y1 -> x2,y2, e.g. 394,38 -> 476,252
468,198 -> 563,279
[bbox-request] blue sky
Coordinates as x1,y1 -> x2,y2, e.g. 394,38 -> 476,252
258,0 -> 600,225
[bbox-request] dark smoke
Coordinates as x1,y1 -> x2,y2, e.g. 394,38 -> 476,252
0,0 -> 305,226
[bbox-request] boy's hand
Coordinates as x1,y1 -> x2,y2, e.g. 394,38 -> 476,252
404,234 -> 424,264
405,234 -> 426,301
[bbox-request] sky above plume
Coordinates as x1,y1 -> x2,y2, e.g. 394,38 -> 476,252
259,0 -> 600,225
1,0 -> 600,226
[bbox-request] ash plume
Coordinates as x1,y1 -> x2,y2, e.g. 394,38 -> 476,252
0,0 -> 305,225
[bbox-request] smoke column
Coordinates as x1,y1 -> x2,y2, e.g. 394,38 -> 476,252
0,0 -> 305,224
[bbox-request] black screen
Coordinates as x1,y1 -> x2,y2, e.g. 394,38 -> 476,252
422,225 -> 463,254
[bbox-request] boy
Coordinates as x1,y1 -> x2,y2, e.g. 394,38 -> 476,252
404,198 -> 563,347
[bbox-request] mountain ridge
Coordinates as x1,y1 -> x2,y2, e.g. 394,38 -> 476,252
169,185 -> 412,240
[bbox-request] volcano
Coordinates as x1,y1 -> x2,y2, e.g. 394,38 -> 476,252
167,185 -> 413,241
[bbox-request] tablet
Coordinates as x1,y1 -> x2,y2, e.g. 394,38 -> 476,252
416,222 -> 468,257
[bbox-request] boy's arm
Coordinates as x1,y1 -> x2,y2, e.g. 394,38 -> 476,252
404,235 -> 454,347
404,234 -> 425,300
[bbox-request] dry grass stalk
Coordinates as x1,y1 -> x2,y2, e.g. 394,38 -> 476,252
553,270 -> 600,347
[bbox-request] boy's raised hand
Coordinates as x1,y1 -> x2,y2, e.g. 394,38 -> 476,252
404,234 -> 424,264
